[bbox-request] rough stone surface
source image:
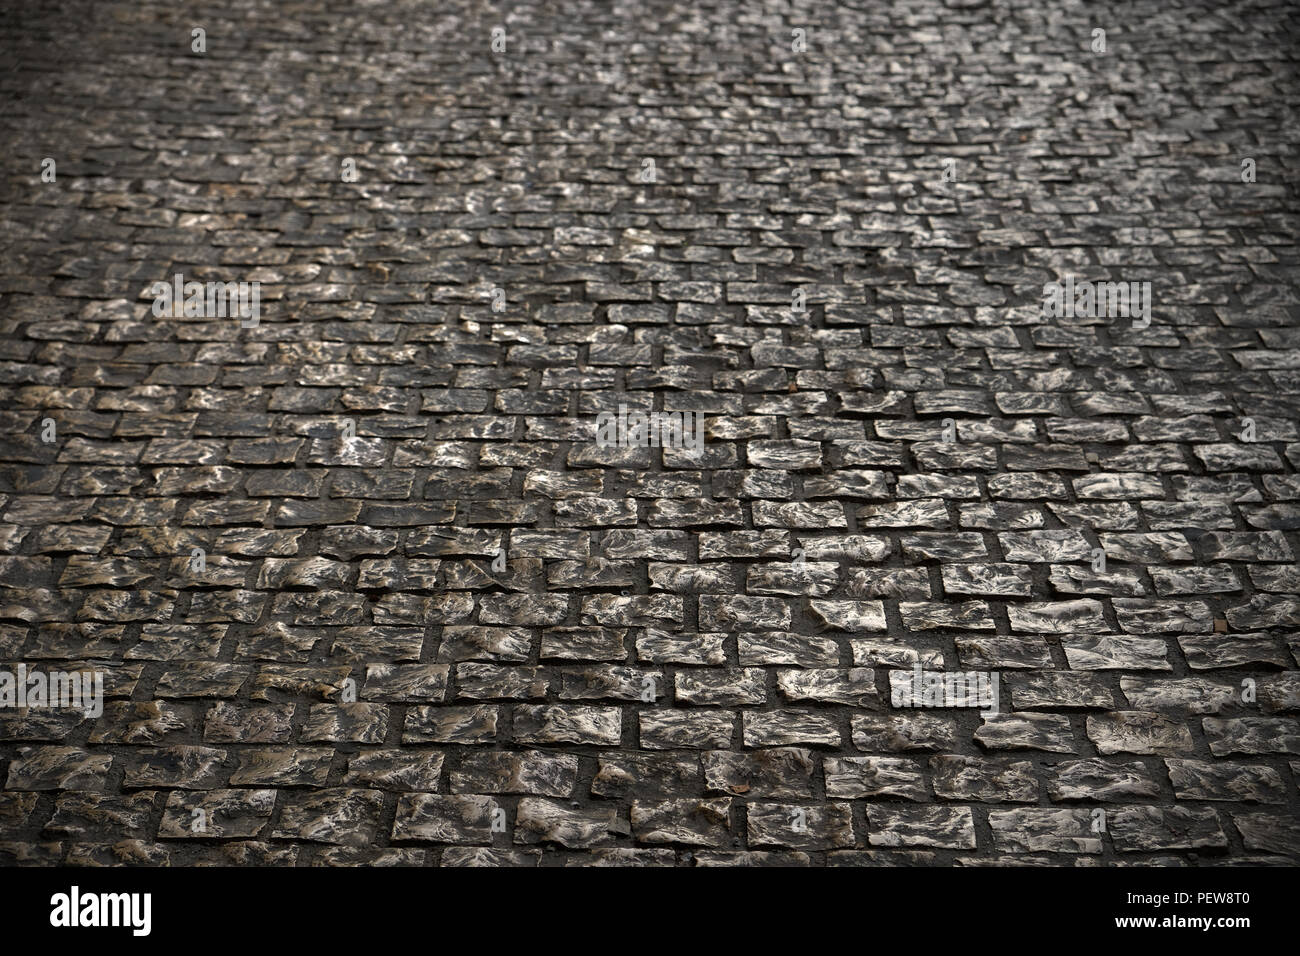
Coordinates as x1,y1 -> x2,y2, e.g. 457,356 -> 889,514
0,0 -> 1297,867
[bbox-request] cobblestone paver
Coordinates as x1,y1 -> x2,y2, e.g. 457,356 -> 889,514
1,0 -> 1298,866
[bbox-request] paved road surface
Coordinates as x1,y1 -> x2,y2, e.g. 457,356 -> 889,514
0,0 -> 1297,865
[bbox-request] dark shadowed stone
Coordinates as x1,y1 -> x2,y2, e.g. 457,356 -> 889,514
450,751 -> 578,797
1120,677 -> 1239,715
988,808 -> 1101,854
696,851 -> 813,866
516,705 -> 621,746
1178,632 -> 1290,670
1165,759 -> 1286,804
159,789 -> 275,840
89,701 -> 193,744
867,806 -> 975,849
1087,712 -> 1195,755
2,0 -> 1296,868
1045,759 -> 1162,802
826,756 -> 927,800
345,750 -> 444,792
44,792 -> 158,840
1202,717 -> 1300,756
942,563 -> 1033,597
5,747 -> 112,791
592,754 -> 701,800
361,664 -> 449,702
230,748 -> 333,787
853,639 -> 944,669
1109,807 -> 1228,853
740,632 -> 839,667
955,635 -> 1050,669
456,663 -> 550,701
640,711 -> 733,750
1232,812 -> 1300,857
203,702 -> 293,743
638,629 -> 728,665
542,627 -> 628,662
1062,634 -> 1171,671
852,714 -> 958,753
631,798 -> 732,846
1007,600 -> 1108,634
273,789 -> 384,846
743,711 -> 840,748
675,668 -> 765,706
699,594 -> 791,631
437,625 -> 531,663
514,798 -> 618,848
777,668 -> 879,707
64,841 -> 171,867
930,756 -> 1038,803
1005,671 -> 1114,710
300,703 -> 390,743
123,746 -> 226,789
703,748 -> 815,798
747,802 -> 854,851
441,847 -> 541,867
807,599 -> 887,632
404,705 -> 499,745
975,714 -> 1077,754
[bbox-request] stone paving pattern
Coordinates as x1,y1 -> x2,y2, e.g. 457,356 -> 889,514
1,0 -> 1298,866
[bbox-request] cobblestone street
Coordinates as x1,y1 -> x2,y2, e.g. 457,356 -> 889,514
1,0 -> 1298,865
